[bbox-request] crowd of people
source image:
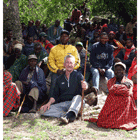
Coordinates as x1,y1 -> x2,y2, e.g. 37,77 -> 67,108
3,8 -> 137,130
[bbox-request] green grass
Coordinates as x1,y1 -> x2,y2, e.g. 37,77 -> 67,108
22,122 -> 29,126
13,135 -> 24,140
125,131 -> 131,138
100,133 -> 108,137
61,130 -> 70,136
81,129 -> 90,134
3,136 -> 11,140
37,131 -> 49,139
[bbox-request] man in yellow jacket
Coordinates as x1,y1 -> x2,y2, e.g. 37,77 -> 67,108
47,30 -> 80,96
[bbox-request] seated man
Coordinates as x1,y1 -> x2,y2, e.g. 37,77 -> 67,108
85,62 -> 137,131
6,43 -> 28,82
3,29 -> 14,66
47,20 -> 63,45
115,25 -> 127,46
90,32 -> 114,96
22,35 -> 34,56
41,55 -> 88,124
76,42 -> 91,82
47,30 -> 80,97
3,68 -> 20,117
30,42 -> 49,78
37,32 -> 54,50
116,38 -> 136,73
15,54 -> 47,113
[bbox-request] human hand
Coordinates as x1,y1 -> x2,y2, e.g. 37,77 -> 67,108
122,82 -> 132,89
98,68 -> 105,76
40,103 -> 51,112
81,80 -> 88,90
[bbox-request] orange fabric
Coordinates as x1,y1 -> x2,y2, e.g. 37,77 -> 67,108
113,39 -> 125,58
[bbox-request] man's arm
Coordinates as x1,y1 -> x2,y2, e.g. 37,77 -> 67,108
103,45 -> 114,70
47,47 -> 59,73
72,47 -> 81,70
40,97 -> 55,112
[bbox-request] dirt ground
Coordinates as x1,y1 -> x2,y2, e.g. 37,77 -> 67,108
3,93 -> 137,140
3,75 -> 137,140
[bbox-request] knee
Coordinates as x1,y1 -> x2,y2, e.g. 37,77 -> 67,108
73,95 -> 82,100
106,69 -> 114,75
15,80 -> 22,86
91,68 -> 99,75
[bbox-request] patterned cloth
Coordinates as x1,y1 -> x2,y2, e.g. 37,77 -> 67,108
85,76 -> 137,130
3,71 -> 20,117
8,54 -> 28,82
128,57 -> 137,100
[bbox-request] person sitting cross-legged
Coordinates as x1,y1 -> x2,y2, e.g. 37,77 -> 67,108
40,55 -> 88,124
15,54 -> 47,113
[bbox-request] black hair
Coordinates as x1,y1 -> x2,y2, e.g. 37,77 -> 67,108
100,32 -> 108,36
34,42 -> 41,48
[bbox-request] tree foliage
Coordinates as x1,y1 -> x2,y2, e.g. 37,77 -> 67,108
4,0 -> 137,27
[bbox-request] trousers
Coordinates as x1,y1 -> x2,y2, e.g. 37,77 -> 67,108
42,95 -> 85,118
90,67 -> 114,90
15,80 -> 39,101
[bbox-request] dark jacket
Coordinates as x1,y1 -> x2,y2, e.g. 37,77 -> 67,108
90,42 -> 114,69
19,65 -> 47,99
116,48 -> 136,72
51,70 -> 83,103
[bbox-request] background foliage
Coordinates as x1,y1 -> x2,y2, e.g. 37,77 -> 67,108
4,0 -> 137,27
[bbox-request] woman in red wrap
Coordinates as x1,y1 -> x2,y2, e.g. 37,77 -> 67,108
128,54 -> 137,104
3,69 -> 20,117
85,62 -> 137,130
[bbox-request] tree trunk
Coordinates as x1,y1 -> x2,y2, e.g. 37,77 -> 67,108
3,0 -> 23,42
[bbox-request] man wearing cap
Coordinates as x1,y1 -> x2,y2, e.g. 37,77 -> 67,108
76,42 -> 91,82
37,32 -> 54,50
47,30 -> 80,98
101,24 -> 110,35
85,62 -> 137,130
47,20 -> 63,45
90,32 -> 114,96
30,42 -> 50,78
15,54 -> 47,113
6,43 -> 28,82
